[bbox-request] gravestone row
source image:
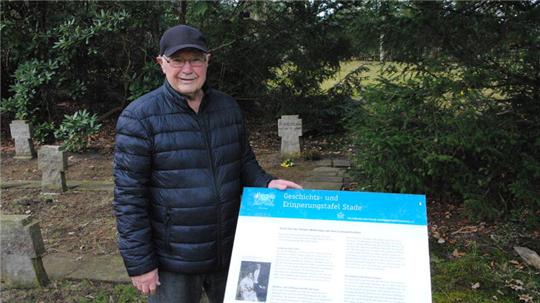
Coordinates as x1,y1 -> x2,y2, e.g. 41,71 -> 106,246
11,116 -> 305,192
9,121 -> 67,192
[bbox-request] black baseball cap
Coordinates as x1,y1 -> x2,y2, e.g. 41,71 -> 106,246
159,25 -> 209,56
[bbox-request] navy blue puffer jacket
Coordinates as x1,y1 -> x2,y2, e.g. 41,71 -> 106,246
113,81 -> 273,276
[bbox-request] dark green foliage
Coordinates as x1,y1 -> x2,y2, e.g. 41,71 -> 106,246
347,1 -> 540,221
349,72 -> 539,220
1,59 -> 59,121
1,1 -> 167,135
55,110 -> 101,152
33,121 -> 56,144
1,1 -> 356,136
188,1 -> 355,134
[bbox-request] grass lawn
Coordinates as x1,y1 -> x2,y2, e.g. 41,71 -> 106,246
320,60 -> 383,92
321,60 -> 507,102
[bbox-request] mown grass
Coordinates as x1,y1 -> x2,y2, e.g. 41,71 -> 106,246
320,60 -> 384,92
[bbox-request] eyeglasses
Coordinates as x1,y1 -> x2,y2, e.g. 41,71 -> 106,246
162,55 -> 207,68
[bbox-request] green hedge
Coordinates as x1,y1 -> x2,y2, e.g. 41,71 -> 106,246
348,72 -> 540,222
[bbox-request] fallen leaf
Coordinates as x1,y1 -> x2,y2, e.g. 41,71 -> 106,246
518,294 -> 534,303
452,249 -> 466,258
506,279 -> 524,291
471,282 -> 480,289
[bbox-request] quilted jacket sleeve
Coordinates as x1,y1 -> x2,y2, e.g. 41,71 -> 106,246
113,109 -> 158,276
239,115 -> 275,187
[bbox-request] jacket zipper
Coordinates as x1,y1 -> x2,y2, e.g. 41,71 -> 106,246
165,208 -> 172,252
197,113 -> 223,267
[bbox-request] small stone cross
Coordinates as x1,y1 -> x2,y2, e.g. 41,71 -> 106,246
9,120 -> 36,159
278,115 -> 302,157
0,214 -> 49,288
38,145 -> 68,193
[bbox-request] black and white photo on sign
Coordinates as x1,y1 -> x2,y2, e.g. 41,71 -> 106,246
235,261 -> 271,302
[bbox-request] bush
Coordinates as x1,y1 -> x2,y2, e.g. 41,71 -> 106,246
1,2 -> 166,129
54,110 -> 101,152
0,59 -> 58,121
33,121 -> 56,144
348,71 -> 540,221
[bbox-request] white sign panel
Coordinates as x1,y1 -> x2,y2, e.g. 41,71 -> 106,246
224,188 -> 431,303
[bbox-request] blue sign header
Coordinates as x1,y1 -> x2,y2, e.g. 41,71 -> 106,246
240,188 -> 427,226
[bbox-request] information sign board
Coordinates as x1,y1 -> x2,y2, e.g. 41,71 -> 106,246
224,188 -> 431,303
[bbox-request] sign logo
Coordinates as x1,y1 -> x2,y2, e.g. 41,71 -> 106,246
253,192 -> 276,207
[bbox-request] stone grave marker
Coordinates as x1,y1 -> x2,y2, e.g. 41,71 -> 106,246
1,215 -> 49,288
278,115 -> 302,157
9,120 -> 36,159
38,145 -> 68,193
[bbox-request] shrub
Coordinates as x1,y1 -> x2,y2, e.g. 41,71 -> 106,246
348,71 -> 540,221
54,110 -> 101,152
33,121 -> 56,144
0,59 -> 58,121
1,2 -> 163,129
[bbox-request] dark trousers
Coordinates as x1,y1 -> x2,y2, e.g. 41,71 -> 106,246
148,270 -> 228,303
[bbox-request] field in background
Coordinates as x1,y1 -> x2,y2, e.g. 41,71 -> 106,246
320,60 -> 381,92
322,60 -> 506,102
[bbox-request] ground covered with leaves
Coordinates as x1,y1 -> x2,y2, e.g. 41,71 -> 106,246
428,200 -> 539,303
1,119 -> 539,303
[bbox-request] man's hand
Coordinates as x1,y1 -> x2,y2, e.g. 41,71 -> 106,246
131,268 -> 160,295
268,179 -> 303,190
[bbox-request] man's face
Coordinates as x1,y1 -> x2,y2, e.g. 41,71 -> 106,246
157,49 -> 209,99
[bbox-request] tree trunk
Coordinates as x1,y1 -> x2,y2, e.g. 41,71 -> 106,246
177,1 -> 187,24
379,33 -> 385,63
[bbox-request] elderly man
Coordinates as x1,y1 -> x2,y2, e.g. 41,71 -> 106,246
113,24 -> 301,303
